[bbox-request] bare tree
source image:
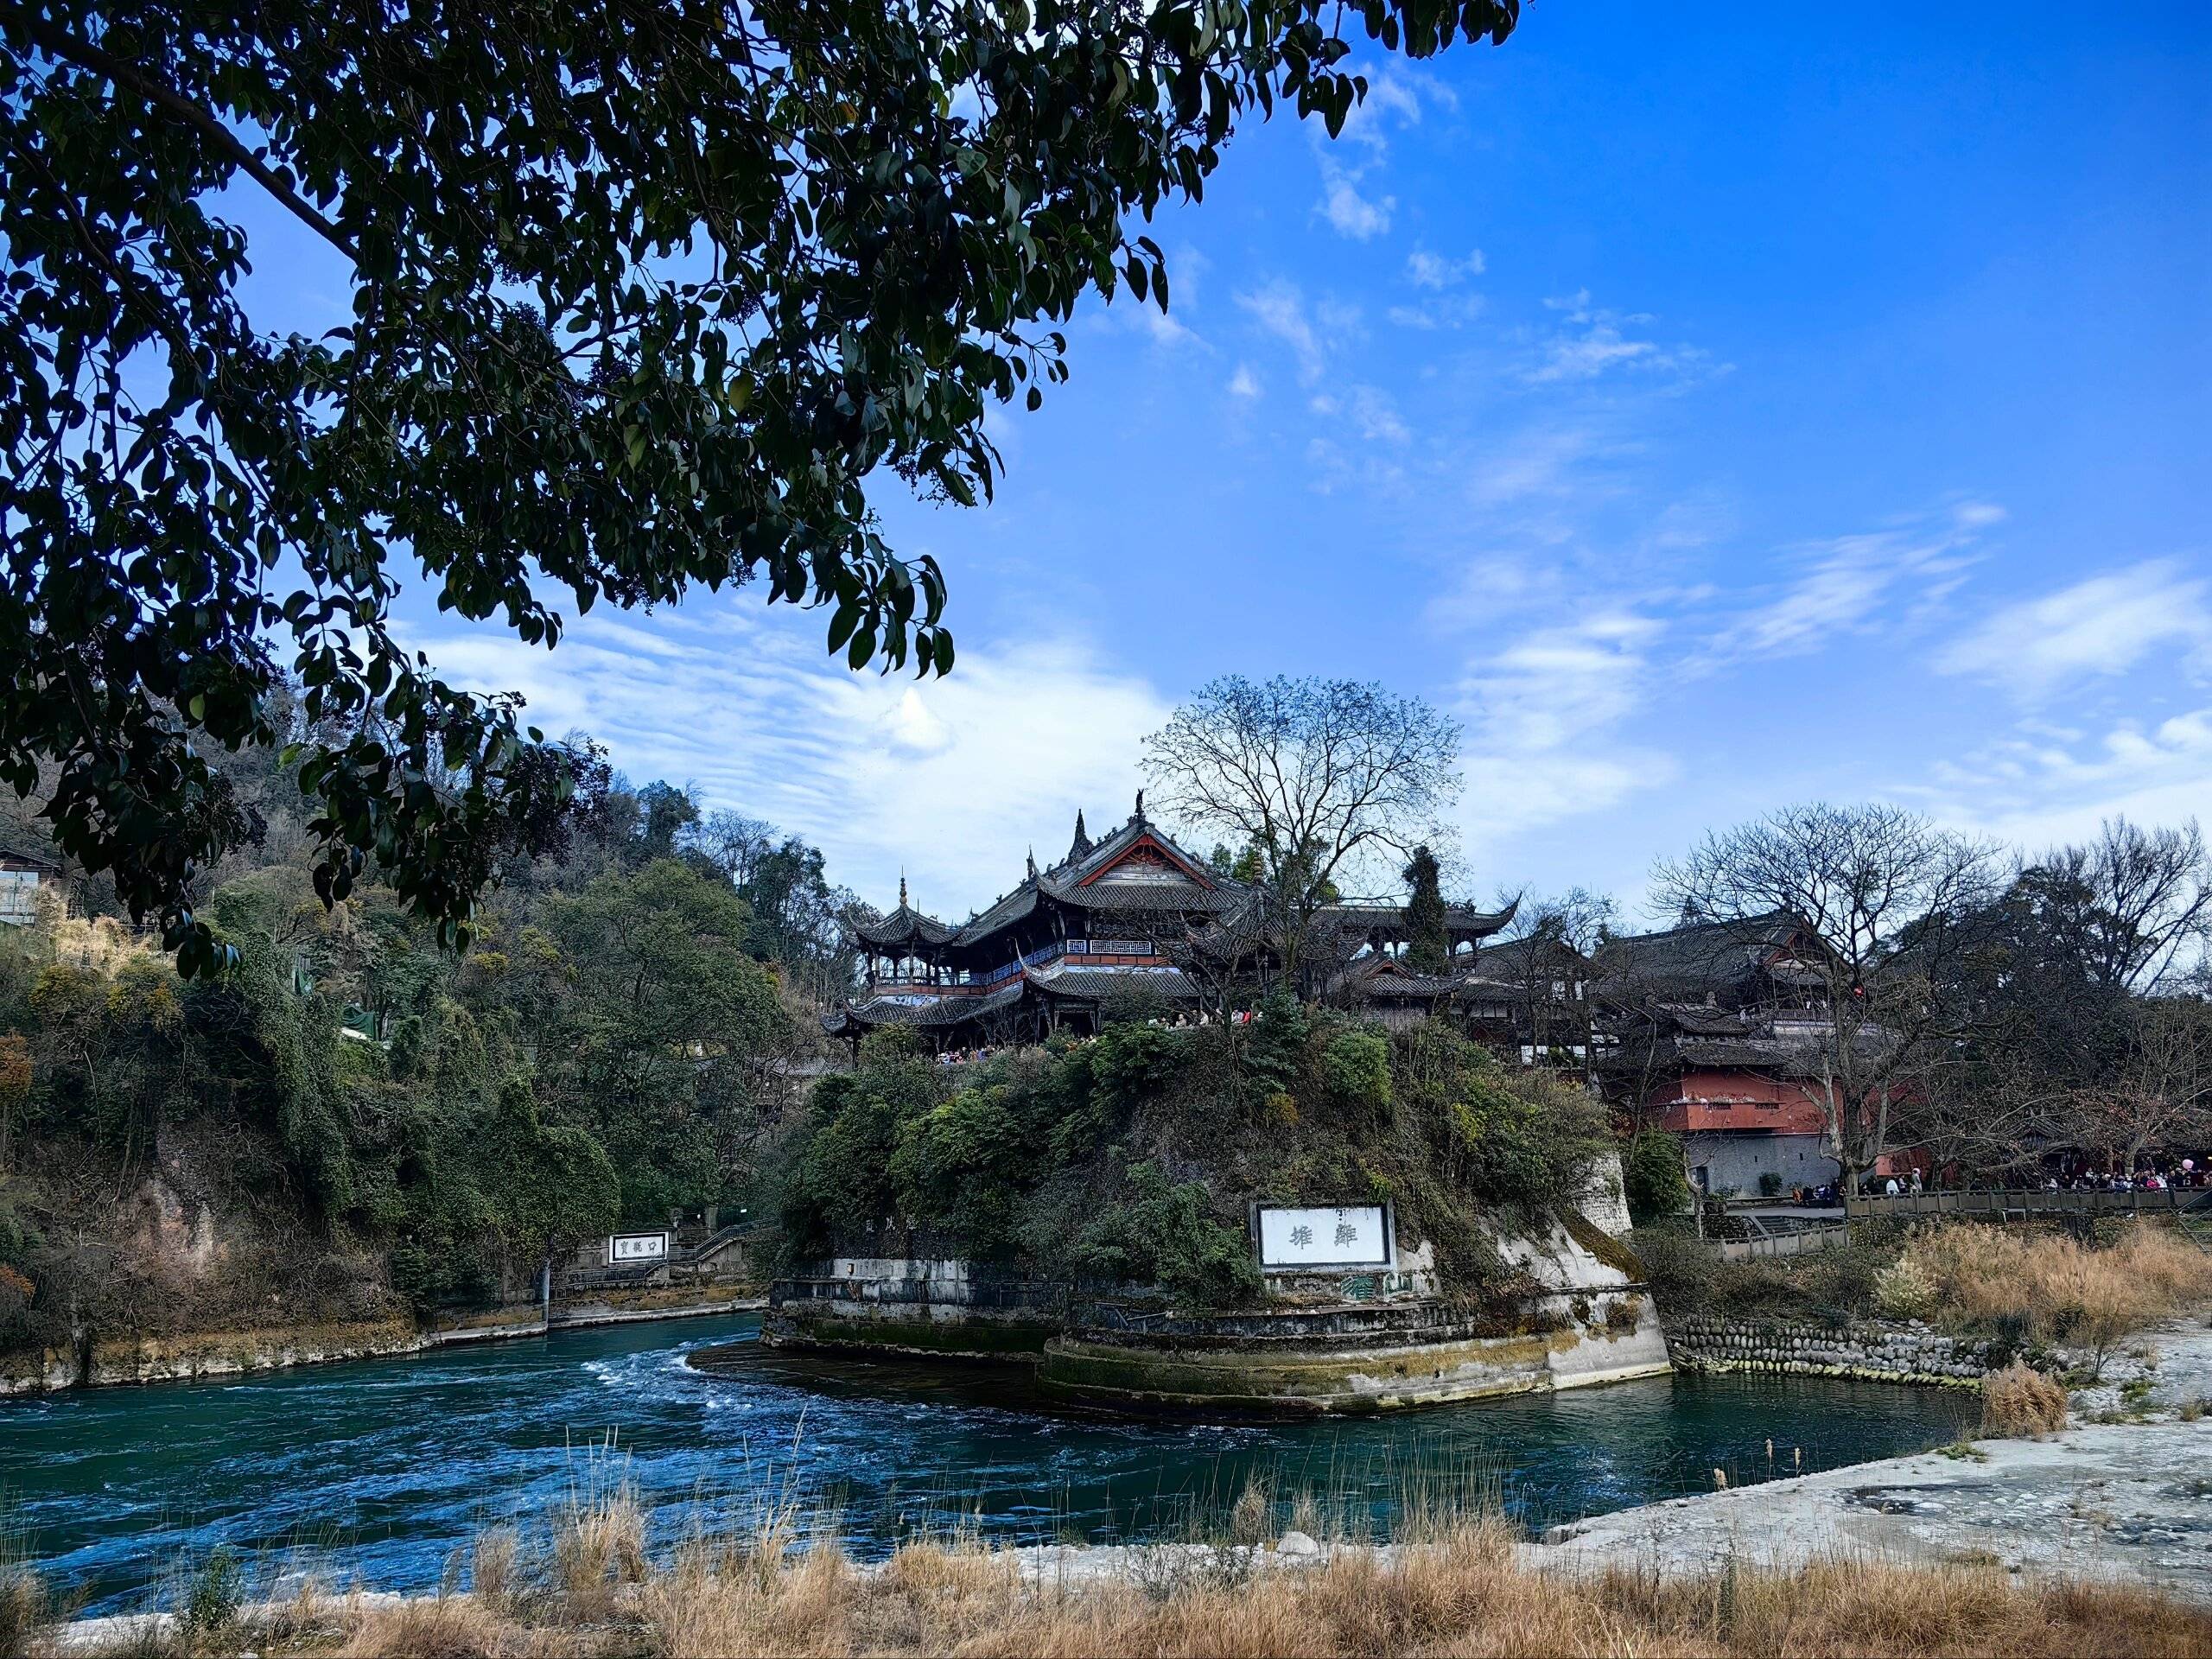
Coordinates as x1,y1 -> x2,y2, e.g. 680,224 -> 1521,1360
1491,887 -> 1616,1065
1897,1042 -> 2052,1185
1141,676 -> 1460,994
687,810 -> 779,889
2044,818 -> 2212,995
1651,802 -> 2001,1189
2072,998 -> 2212,1170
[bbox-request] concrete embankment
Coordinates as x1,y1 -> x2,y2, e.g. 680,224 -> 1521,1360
0,1285 -> 764,1395
1038,1286 -> 1669,1414
767,1180 -> 1674,1414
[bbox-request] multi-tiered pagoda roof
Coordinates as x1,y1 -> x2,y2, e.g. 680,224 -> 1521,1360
825,800 -> 1516,1045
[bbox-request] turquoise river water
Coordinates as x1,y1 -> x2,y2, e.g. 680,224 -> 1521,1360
2,1313 -> 1975,1616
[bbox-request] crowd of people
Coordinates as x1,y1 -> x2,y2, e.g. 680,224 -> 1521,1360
1853,1159 -> 2210,1198
2041,1159 -> 2205,1192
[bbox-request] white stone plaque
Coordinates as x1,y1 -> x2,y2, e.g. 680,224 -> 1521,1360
608,1231 -> 669,1264
1255,1205 -> 1391,1270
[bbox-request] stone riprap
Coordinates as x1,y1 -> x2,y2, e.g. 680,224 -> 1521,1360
1666,1313 -> 1992,1386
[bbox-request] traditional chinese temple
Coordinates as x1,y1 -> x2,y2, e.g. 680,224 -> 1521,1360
1588,913 -> 1849,1194
823,798 -> 1516,1047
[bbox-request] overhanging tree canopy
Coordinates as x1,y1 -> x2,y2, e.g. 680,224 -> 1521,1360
0,0 -> 1519,974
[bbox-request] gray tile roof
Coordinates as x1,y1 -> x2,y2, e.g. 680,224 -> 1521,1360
821,980 -> 1028,1032
1590,912 -> 1810,999
846,903 -> 960,950
1025,964 -> 1199,1001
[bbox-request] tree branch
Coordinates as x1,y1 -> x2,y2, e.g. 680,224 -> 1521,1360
9,10 -> 360,264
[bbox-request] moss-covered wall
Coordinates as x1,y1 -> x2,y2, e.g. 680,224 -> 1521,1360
766,1305 -> 1058,1360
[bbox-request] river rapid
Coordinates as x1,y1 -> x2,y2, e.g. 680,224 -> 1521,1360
3,1313 -> 1974,1615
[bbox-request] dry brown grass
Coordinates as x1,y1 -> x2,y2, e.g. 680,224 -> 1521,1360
1980,1361 -> 2070,1439
0,1563 -> 46,1659
50,1517 -> 2212,1659
548,1484 -> 647,1623
1897,1221 -> 2211,1362
472,1526 -> 519,1614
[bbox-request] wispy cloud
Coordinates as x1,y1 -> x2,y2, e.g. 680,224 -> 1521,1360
1407,248 -> 1485,289
1102,245 -> 1211,350
1913,706 -> 2212,850
1236,280 -> 1325,381
1524,290 -> 1720,386
1234,281 -> 1362,385
1722,500 -> 1997,658
1307,67 -> 1446,241
1454,609 -> 1680,844
1461,424 -> 1607,511
1226,363 -> 1262,400
1317,159 -> 1395,239
1935,556 -> 2212,699
416,601 -> 1168,916
1389,248 -> 1487,330
1347,385 -> 1410,444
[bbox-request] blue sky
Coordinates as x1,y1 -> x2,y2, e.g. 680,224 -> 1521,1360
250,3 -> 2210,922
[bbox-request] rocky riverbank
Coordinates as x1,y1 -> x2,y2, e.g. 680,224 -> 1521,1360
1542,1313 -> 2212,1600
0,1286 -> 764,1395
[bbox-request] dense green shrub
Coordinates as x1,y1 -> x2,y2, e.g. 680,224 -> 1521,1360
1321,1027 -> 1392,1116
891,1087 -> 1030,1255
1242,991 -> 1309,1102
1622,1131 -> 1692,1223
1068,1160 -> 1260,1307
1085,1020 -> 1189,1108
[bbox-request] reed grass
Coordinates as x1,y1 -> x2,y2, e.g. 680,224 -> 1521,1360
34,1512 -> 2212,1658
1897,1221 -> 2211,1363
1980,1362 -> 2069,1440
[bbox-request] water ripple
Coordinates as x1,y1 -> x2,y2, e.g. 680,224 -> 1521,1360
2,1312 -> 1974,1616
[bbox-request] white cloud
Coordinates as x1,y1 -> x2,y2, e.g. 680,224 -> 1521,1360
1461,425 -> 1601,510
1452,609 -> 1679,845
1226,363 -> 1262,400
1348,385 -> 1410,444
1233,280 -> 1360,384
1407,248 -> 1484,289
1913,707 -> 2212,851
1723,500 -> 1997,658
415,600 -> 1169,916
1103,244 -> 1211,349
1935,556 -> 2212,699
1306,67 -> 1444,241
1389,250 -> 1486,330
1524,290 -> 1718,386
1318,158 -> 1395,240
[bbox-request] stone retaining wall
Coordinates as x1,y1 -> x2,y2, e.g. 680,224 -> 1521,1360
1041,1285 -> 1670,1414
1665,1313 -> 1992,1386
0,1317 -> 427,1394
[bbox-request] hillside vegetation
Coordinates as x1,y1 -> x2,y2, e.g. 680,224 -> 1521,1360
0,728 -> 850,1355
778,998 -> 1614,1307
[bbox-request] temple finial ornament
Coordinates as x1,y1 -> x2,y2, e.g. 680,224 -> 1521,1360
1027,847 -> 1038,880
1068,809 -> 1091,862
1135,787 -> 1146,821
899,872 -> 907,909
